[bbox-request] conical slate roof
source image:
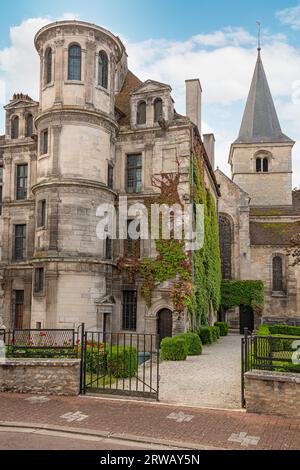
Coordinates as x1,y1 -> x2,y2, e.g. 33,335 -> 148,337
235,50 -> 293,144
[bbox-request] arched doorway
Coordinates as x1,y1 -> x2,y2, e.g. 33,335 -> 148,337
157,309 -> 173,343
239,306 -> 254,334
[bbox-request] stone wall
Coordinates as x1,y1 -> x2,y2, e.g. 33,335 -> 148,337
245,370 -> 300,418
0,359 -> 81,396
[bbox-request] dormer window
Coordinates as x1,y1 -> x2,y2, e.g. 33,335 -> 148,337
25,113 -> 33,138
11,116 -> 19,139
137,101 -> 146,125
154,98 -> 163,122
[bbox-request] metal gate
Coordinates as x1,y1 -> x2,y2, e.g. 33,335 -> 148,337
80,330 -> 160,401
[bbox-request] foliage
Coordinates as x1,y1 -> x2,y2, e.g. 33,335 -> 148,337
6,347 -> 75,359
178,333 -> 202,356
212,325 -> 220,341
199,327 -> 214,345
160,337 -> 188,361
268,325 -> 300,336
118,146 -> 222,326
107,345 -> 138,379
85,345 -> 107,374
221,280 -> 265,314
214,322 -> 229,336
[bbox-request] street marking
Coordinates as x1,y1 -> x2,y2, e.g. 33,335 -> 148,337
25,396 -> 50,404
167,412 -> 194,423
228,432 -> 260,447
60,411 -> 89,423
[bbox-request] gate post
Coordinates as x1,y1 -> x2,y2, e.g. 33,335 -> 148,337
79,323 -> 86,394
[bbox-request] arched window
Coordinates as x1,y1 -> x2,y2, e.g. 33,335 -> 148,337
256,157 -> 262,173
154,98 -> 163,122
11,116 -> 19,139
45,48 -> 52,85
25,114 -> 33,138
219,215 -> 232,280
273,256 -> 284,292
263,157 -> 269,173
137,101 -> 146,125
68,44 -> 81,81
98,50 -> 108,89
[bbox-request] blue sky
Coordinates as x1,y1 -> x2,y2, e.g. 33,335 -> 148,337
1,0 -> 300,183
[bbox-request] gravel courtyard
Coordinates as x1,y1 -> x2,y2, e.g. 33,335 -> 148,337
159,334 -> 242,410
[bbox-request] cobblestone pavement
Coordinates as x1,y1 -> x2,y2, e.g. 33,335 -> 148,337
159,334 -> 242,409
0,393 -> 299,450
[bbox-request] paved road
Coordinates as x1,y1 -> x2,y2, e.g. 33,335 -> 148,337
0,393 -> 299,450
160,334 -> 242,409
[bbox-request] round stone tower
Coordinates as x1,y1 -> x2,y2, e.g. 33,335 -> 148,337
31,21 -> 128,328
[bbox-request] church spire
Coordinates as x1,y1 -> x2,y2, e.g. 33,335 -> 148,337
235,45 -> 292,144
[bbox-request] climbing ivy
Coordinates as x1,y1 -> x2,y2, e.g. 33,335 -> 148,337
221,280 -> 265,314
118,149 -> 222,326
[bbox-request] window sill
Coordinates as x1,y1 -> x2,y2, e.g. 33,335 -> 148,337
38,153 -> 50,161
271,291 -> 287,298
95,85 -> 110,95
33,292 -> 45,298
42,83 -> 54,92
64,80 -> 84,86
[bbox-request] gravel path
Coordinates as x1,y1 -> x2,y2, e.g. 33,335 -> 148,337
159,334 -> 242,410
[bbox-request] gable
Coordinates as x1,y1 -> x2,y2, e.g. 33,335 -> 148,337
131,79 -> 171,96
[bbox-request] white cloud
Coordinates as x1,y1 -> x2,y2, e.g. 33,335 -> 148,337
276,4 -> 300,30
1,20 -> 300,185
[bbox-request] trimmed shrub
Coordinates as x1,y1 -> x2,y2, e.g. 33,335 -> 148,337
268,325 -> 300,337
212,326 -> 220,341
199,327 -> 214,345
179,333 -> 202,356
161,337 -> 188,361
107,345 -> 138,378
85,345 -> 107,374
214,322 -> 229,337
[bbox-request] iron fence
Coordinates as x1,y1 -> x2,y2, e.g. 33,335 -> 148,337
2,327 -> 81,358
81,331 -> 159,401
241,329 -> 300,407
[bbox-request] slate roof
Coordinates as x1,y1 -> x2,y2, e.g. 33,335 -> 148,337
235,51 -> 293,144
250,221 -> 300,246
115,71 -> 143,125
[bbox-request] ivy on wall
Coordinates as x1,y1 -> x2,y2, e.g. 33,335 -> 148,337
221,280 -> 265,314
118,146 -> 222,327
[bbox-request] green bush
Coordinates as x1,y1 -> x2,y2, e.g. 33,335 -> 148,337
179,333 -> 202,356
107,345 -> 138,378
161,337 -> 188,361
85,346 -> 107,374
268,325 -> 300,337
199,327 -> 214,345
212,326 -> 220,341
214,322 -> 229,336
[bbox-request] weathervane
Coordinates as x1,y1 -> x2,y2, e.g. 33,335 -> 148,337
256,21 -> 261,51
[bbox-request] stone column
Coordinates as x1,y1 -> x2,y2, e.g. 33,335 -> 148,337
51,124 -> 62,177
85,40 -> 96,107
54,39 -> 65,105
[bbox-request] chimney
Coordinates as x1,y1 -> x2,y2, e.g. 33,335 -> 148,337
203,133 -> 215,170
185,79 -> 202,134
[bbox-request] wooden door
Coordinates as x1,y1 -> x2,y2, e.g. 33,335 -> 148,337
157,309 -> 173,344
239,306 -> 254,334
14,290 -> 24,329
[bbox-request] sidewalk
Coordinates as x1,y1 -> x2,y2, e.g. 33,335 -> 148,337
0,393 -> 299,450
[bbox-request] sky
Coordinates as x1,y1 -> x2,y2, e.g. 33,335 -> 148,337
1,0 -> 300,185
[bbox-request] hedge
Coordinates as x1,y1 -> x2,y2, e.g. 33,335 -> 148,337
161,337 -> 188,361
214,322 -> 229,337
107,345 -> 138,378
179,333 -> 202,356
221,280 -> 264,314
268,325 -> 300,337
199,327 -> 213,345
212,326 -> 220,341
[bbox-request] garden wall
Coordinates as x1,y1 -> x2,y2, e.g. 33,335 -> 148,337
0,359 -> 81,396
245,370 -> 300,418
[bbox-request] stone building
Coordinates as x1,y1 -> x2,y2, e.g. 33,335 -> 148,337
0,20 -> 219,338
216,48 -> 300,331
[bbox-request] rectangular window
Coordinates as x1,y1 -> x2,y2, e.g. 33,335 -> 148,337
124,220 -> 141,258
122,290 -> 137,331
37,200 -> 46,228
126,154 -> 142,193
41,129 -> 49,155
34,267 -> 44,294
105,237 -> 112,260
14,290 -> 24,329
14,224 -> 26,261
108,164 -> 114,189
16,164 -> 28,200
